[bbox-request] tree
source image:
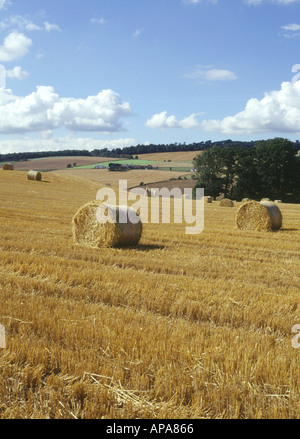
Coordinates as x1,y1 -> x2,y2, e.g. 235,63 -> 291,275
193,145 -> 226,199
254,138 -> 299,199
193,138 -> 300,202
229,147 -> 259,200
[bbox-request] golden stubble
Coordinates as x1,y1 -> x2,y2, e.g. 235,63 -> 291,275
0,170 -> 299,419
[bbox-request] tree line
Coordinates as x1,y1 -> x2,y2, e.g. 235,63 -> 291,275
1,139 -> 299,163
193,138 -> 300,203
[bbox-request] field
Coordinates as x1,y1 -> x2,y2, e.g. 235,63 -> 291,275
0,168 -> 300,419
6,152 -> 198,174
9,156 -> 116,171
137,150 -> 203,162
53,168 -> 192,189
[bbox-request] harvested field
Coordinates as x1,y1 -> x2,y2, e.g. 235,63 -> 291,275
137,150 -> 203,162
11,156 -> 115,171
0,170 -> 300,419
53,169 -> 192,189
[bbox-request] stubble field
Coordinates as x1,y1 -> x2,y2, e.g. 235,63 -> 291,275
0,169 -> 299,419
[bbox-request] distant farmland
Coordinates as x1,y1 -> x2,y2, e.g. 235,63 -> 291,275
9,156 -> 117,171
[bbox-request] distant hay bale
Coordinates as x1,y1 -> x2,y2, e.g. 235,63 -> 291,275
274,200 -> 282,203
242,198 -> 250,202
236,200 -> 282,231
27,170 -> 42,181
205,196 -> 212,203
2,163 -> 14,170
260,198 -> 270,202
72,201 -> 142,248
219,198 -> 234,207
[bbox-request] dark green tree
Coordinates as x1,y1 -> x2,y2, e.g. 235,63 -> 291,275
193,145 -> 227,199
254,138 -> 299,199
229,147 -> 259,200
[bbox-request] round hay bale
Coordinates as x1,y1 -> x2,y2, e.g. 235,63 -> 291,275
260,197 -> 270,202
27,170 -> 42,181
72,201 -> 142,248
2,163 -> 14,170
274,200 -> 282,203
205,196 -> 212,203
242,198 -> 250,202
219,198 -> 234,207
236,200 -> 282,231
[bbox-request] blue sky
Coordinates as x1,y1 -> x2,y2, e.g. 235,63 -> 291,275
0,0 -> 300,153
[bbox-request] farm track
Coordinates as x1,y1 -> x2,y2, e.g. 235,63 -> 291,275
0,170 -> 300,418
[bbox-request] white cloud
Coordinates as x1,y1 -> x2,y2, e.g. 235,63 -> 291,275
132,29 -> 142,38
0,86 -> 132,133
281,23 -> 300,31
185,66 -> 237,81
90,17 -> 106,25
280,23 -> 300,37
6,65 -> 29,80
183,0 -> 218,4
44,21 -> 61,32
201,80 -> 300,134
0,15 -> 42,31
146,111 -> 202,130
0,136 -> 137,154
0,31 -> 32,62
0,0 -> 11,10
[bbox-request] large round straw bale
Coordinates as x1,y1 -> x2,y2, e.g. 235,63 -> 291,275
260,197 -> 270,202
236,200 -> 282,231
219,198 -> 234,207
274,200 -> 282,204
27,170 -> 42,181
72,201 -> 142,248
205,196 -> 212,203
2,163 -> 14,170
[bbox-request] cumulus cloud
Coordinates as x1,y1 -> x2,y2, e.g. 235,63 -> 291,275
0,31 -> 32,62
146,111 -> 202,130
6,66 -> 29,80
201,80 -> 300,134
184,66 -> 237,81
0,86 -> 132,133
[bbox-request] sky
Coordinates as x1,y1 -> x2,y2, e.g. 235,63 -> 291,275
1,0 -> 300,153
